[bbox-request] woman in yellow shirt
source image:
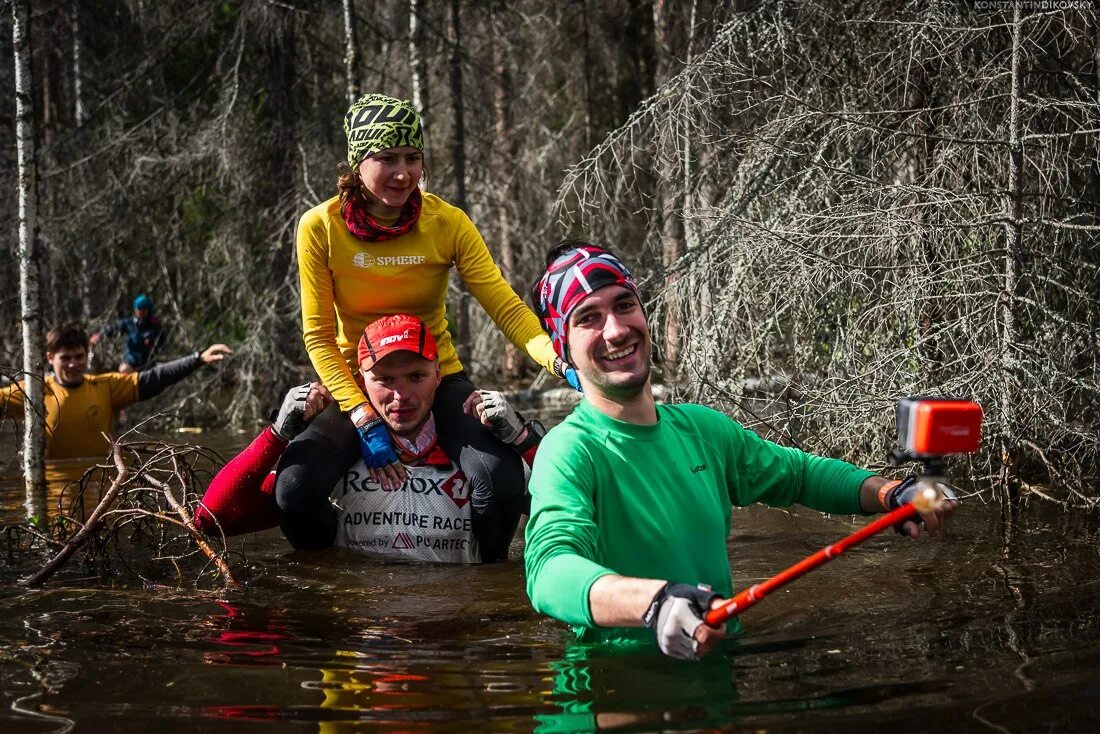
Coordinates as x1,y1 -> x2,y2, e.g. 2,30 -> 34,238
276,94 -> 574,556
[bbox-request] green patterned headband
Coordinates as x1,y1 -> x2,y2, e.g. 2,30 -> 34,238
344,93 -> 424,168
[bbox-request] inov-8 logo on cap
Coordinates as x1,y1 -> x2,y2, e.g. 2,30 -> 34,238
358,314 -> 439,370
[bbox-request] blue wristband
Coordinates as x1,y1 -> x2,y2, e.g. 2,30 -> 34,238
356,420 -> 399,468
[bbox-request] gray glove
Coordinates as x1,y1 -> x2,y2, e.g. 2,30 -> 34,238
272,384 -> 311,440
642,583 -> 721,660
477,390 -> 525,444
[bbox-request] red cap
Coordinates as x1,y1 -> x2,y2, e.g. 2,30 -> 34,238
357,315 -> 438,371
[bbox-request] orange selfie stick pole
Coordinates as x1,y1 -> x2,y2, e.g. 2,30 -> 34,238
706,397 -> 980,626
705,490 -> 939,626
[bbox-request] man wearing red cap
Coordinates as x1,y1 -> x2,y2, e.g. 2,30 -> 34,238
197,315 -> 542,563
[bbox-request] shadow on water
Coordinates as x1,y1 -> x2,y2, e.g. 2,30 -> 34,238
1,437 -> 1100,731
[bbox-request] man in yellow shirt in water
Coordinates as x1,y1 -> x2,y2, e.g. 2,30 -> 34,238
1,322 -> 231,460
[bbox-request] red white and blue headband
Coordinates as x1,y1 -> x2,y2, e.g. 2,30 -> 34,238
534,245 -> 639,362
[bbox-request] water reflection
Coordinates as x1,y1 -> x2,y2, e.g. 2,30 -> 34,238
0,458 -> 96,521
2,441 -> 1100,731
203,601 -> 290,663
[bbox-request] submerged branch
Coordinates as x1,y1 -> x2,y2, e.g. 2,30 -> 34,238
22,449 -> 132,587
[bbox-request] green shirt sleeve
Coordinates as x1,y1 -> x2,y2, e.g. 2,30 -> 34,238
524,428 -> 614,627
714,409 -> 872,514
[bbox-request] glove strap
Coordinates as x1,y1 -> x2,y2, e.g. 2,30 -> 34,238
350,404 -> 380,428
641,582 -> 670,629
883,475 -> 919,510
513,420 -> 546,454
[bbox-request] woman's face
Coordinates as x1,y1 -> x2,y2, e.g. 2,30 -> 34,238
357,146 -> 423,216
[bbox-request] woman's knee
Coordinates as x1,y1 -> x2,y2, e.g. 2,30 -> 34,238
463,446 -> 526,511
274,409 -> 358,510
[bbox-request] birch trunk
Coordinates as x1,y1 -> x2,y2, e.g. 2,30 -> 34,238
12,0 -> 47,505
342,0 -> 359,104
409,0 -> 430,140
581,0 -> 594,149
72,7 -> 92,323
493,17 -> 519,377
654,0 -> 686,378
1000,2 -> 1023,502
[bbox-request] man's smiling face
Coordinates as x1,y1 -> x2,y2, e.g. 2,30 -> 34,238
566,285 -> 651,398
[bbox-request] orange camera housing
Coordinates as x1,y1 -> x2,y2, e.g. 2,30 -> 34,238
896,398 -> 983,458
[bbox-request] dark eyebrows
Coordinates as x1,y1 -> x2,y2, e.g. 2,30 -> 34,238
570,291 -> 638,325
569,302 -> 598,325
613,291 -> 637,307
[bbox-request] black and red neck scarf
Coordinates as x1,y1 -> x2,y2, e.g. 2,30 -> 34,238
392,414 -> 451,467
341,188 -> 423,242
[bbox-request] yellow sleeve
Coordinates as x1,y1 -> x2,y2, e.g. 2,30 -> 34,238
107,372 -> 140,410
296,207 -> 370,413
451,212 -> 558,374
0,381 -> 27,419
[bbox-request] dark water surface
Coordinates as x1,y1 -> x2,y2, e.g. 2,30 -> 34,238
1,430 -> 1099,732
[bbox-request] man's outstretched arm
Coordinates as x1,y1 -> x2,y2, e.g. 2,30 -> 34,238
137,344 -> 232,400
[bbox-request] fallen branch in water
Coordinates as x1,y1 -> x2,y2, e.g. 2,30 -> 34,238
137,464 -> 238,587
22,448 -> 131,587
8,437 -> 242,588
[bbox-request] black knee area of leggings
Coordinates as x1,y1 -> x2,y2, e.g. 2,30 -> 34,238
273,402 -> 358,551
278,507 -> 338,551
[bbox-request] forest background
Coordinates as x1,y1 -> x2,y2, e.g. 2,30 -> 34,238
1,0 -> 1097,508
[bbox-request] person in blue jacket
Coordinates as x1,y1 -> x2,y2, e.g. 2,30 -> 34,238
91,294 -> 166,372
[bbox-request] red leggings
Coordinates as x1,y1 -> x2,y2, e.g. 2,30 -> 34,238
195,427 -> 284,536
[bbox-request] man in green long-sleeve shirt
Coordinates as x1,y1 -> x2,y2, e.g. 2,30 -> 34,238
524,242 -> 956,660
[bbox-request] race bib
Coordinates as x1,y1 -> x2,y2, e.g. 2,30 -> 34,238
331,460 -> 478,563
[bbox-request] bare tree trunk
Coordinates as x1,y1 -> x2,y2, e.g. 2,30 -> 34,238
449,0 -> 471,367
72,6 -> 92,323
1000,1 -> 1024,502
681,0 -> 697,250
903,53 -> 945,381
409,0 -> 430,141
342,0 -> 359,104
38,35 -> 59,328
493,12 -> 520,378
654,0 -> 686,377
13,0 -> 47,505
581,0 -> 594,150
72,9 -> 85,127
448,0 -> 468,211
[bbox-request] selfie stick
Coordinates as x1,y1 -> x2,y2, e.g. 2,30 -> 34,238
705,487 -> 942,626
